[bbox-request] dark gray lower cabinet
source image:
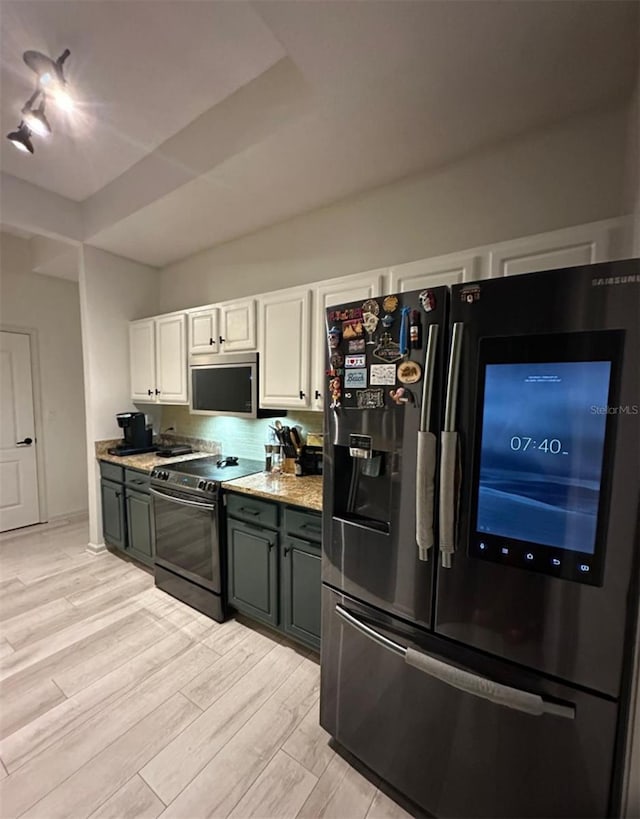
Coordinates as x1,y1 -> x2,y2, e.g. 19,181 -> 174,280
101,478 -> 126,550
125,488 -> 153,565
282,536 -> 321,650
228,519 -> 278,626
226,495 -> 321,651
99,461 -> 154,567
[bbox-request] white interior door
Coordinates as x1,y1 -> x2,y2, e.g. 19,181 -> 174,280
0,332 -> 40,532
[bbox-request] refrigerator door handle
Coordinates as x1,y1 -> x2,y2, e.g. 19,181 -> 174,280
336,604 -> 575,720
416,324 -> 439,561
439,321 -> 464,568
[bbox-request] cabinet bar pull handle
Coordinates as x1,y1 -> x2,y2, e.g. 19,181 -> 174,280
210,337 -> 215,345
314,390 -> 321,400
147,389 -> 153,396
239,507 -> 260,516
335,605 -> 574,720
299,390 -> 305,400
219,335 -> 225,344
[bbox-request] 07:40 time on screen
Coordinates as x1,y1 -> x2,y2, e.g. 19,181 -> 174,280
509,436 -> 568,455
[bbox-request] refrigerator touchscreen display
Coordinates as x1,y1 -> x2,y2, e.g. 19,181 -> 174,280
470,332 -> 621,586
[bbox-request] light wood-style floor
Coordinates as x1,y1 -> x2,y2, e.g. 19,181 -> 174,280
0,518 -> 413,819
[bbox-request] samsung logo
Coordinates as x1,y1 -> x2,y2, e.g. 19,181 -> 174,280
592,275 -> 640,286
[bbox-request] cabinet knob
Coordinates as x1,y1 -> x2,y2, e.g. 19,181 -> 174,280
299,390 -> 305,400
314,390 -> 321,400
219,335 -> 225,344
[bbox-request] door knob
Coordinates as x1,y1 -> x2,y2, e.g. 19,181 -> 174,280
16,437 -> 33,446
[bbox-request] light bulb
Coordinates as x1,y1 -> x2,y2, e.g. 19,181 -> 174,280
52,87 -> 74,111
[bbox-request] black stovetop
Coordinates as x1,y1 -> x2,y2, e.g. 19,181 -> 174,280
164,456 -> 263,483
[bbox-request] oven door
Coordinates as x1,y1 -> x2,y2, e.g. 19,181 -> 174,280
150,486 -> 220,592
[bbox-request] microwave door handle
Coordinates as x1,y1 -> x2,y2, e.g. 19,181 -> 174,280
335,605 -> 574,720
416,323 -> 439,561
439,322 -> 463,568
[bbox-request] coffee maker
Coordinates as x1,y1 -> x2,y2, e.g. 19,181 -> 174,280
107,412 -> 156,456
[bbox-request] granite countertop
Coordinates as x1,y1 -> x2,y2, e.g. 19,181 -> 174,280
95,440 -> 210,473
222,473 -> 323,512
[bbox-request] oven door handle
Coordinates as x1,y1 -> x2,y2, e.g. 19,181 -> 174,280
335,605 -> 575,720
149,487 -> 215,511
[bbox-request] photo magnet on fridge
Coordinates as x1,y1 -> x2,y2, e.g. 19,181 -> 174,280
348,339 -> 366,353
344,369 -> 367,388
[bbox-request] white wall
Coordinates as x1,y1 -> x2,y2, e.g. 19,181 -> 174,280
0,232 -> 88,519
79,246 -> 158,548
159,104 -> 632,311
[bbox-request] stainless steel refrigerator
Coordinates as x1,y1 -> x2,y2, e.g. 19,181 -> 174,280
320,259 -> 640,817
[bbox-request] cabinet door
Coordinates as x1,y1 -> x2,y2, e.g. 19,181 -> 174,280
189,308 -> 219,355
101,478 -> 126,551
388,253 -> 482,292
488,222 -> 615,278
227,518 -> 278,626
129,320 -> 156,402
259,288 -> 311,409
312,270 -> 384,411
125,488 -> 153,566
220,299 -> 256,352
282,536 -> 321,650
155,314 -> 188,404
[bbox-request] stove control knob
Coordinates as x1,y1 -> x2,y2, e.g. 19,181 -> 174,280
207,482 -> 215,492
198,479 -> 206,490
161,471 -> 169,480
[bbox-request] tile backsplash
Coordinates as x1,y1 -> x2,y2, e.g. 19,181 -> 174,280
156,405 -> 323,461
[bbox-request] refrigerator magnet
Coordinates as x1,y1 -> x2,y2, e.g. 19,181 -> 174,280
328,326 -> 341,348
356,387 -> 384,409
383,295 -> 399,313
345,354 -> 366,368
390,387 -> 411,404
419,290 -> 436,312
370,363 -> 396,385
361,298 -> 380,316
397,360 -> 422,384
348,338 -> 366,353
373,333 -> 403,363
329,377 -> 341,408
381,313 -> 395,329
344,368 -> 367,388
342,318 -> 364,339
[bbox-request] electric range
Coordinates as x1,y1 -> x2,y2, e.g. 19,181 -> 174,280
150,455 -> 262,620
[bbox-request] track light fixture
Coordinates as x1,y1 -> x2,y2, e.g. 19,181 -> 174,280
21,90 -> 51,137
6,48 -> 72,155
7,122 -> 34,154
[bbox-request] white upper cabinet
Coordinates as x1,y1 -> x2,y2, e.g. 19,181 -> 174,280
388,252 -> 482,292
259,288 -> 311,409
155,314 -> 188,404
311,269 -> 385,411
188,307 -> 219,355
489,221 -> 623,277
219,299 -> 256,352
129,320 -> 156,402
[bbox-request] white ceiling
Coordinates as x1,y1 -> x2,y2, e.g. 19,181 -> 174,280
1,0 -> 638,269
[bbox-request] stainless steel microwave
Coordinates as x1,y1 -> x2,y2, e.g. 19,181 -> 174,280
189,353 -> 258,418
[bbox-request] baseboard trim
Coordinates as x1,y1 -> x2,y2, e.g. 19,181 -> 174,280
86,541 -> 107,555
49,509 -> 89,524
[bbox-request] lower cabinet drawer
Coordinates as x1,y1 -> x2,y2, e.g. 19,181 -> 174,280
285,508 -> 322,543
124,468 -> 151,492
227,494 -> 279,530
100,461 -> 124,483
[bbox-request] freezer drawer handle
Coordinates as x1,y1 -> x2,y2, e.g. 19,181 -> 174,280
335,605 -> 575,720
416,324 -> 438,561
439,322 -> 463,568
